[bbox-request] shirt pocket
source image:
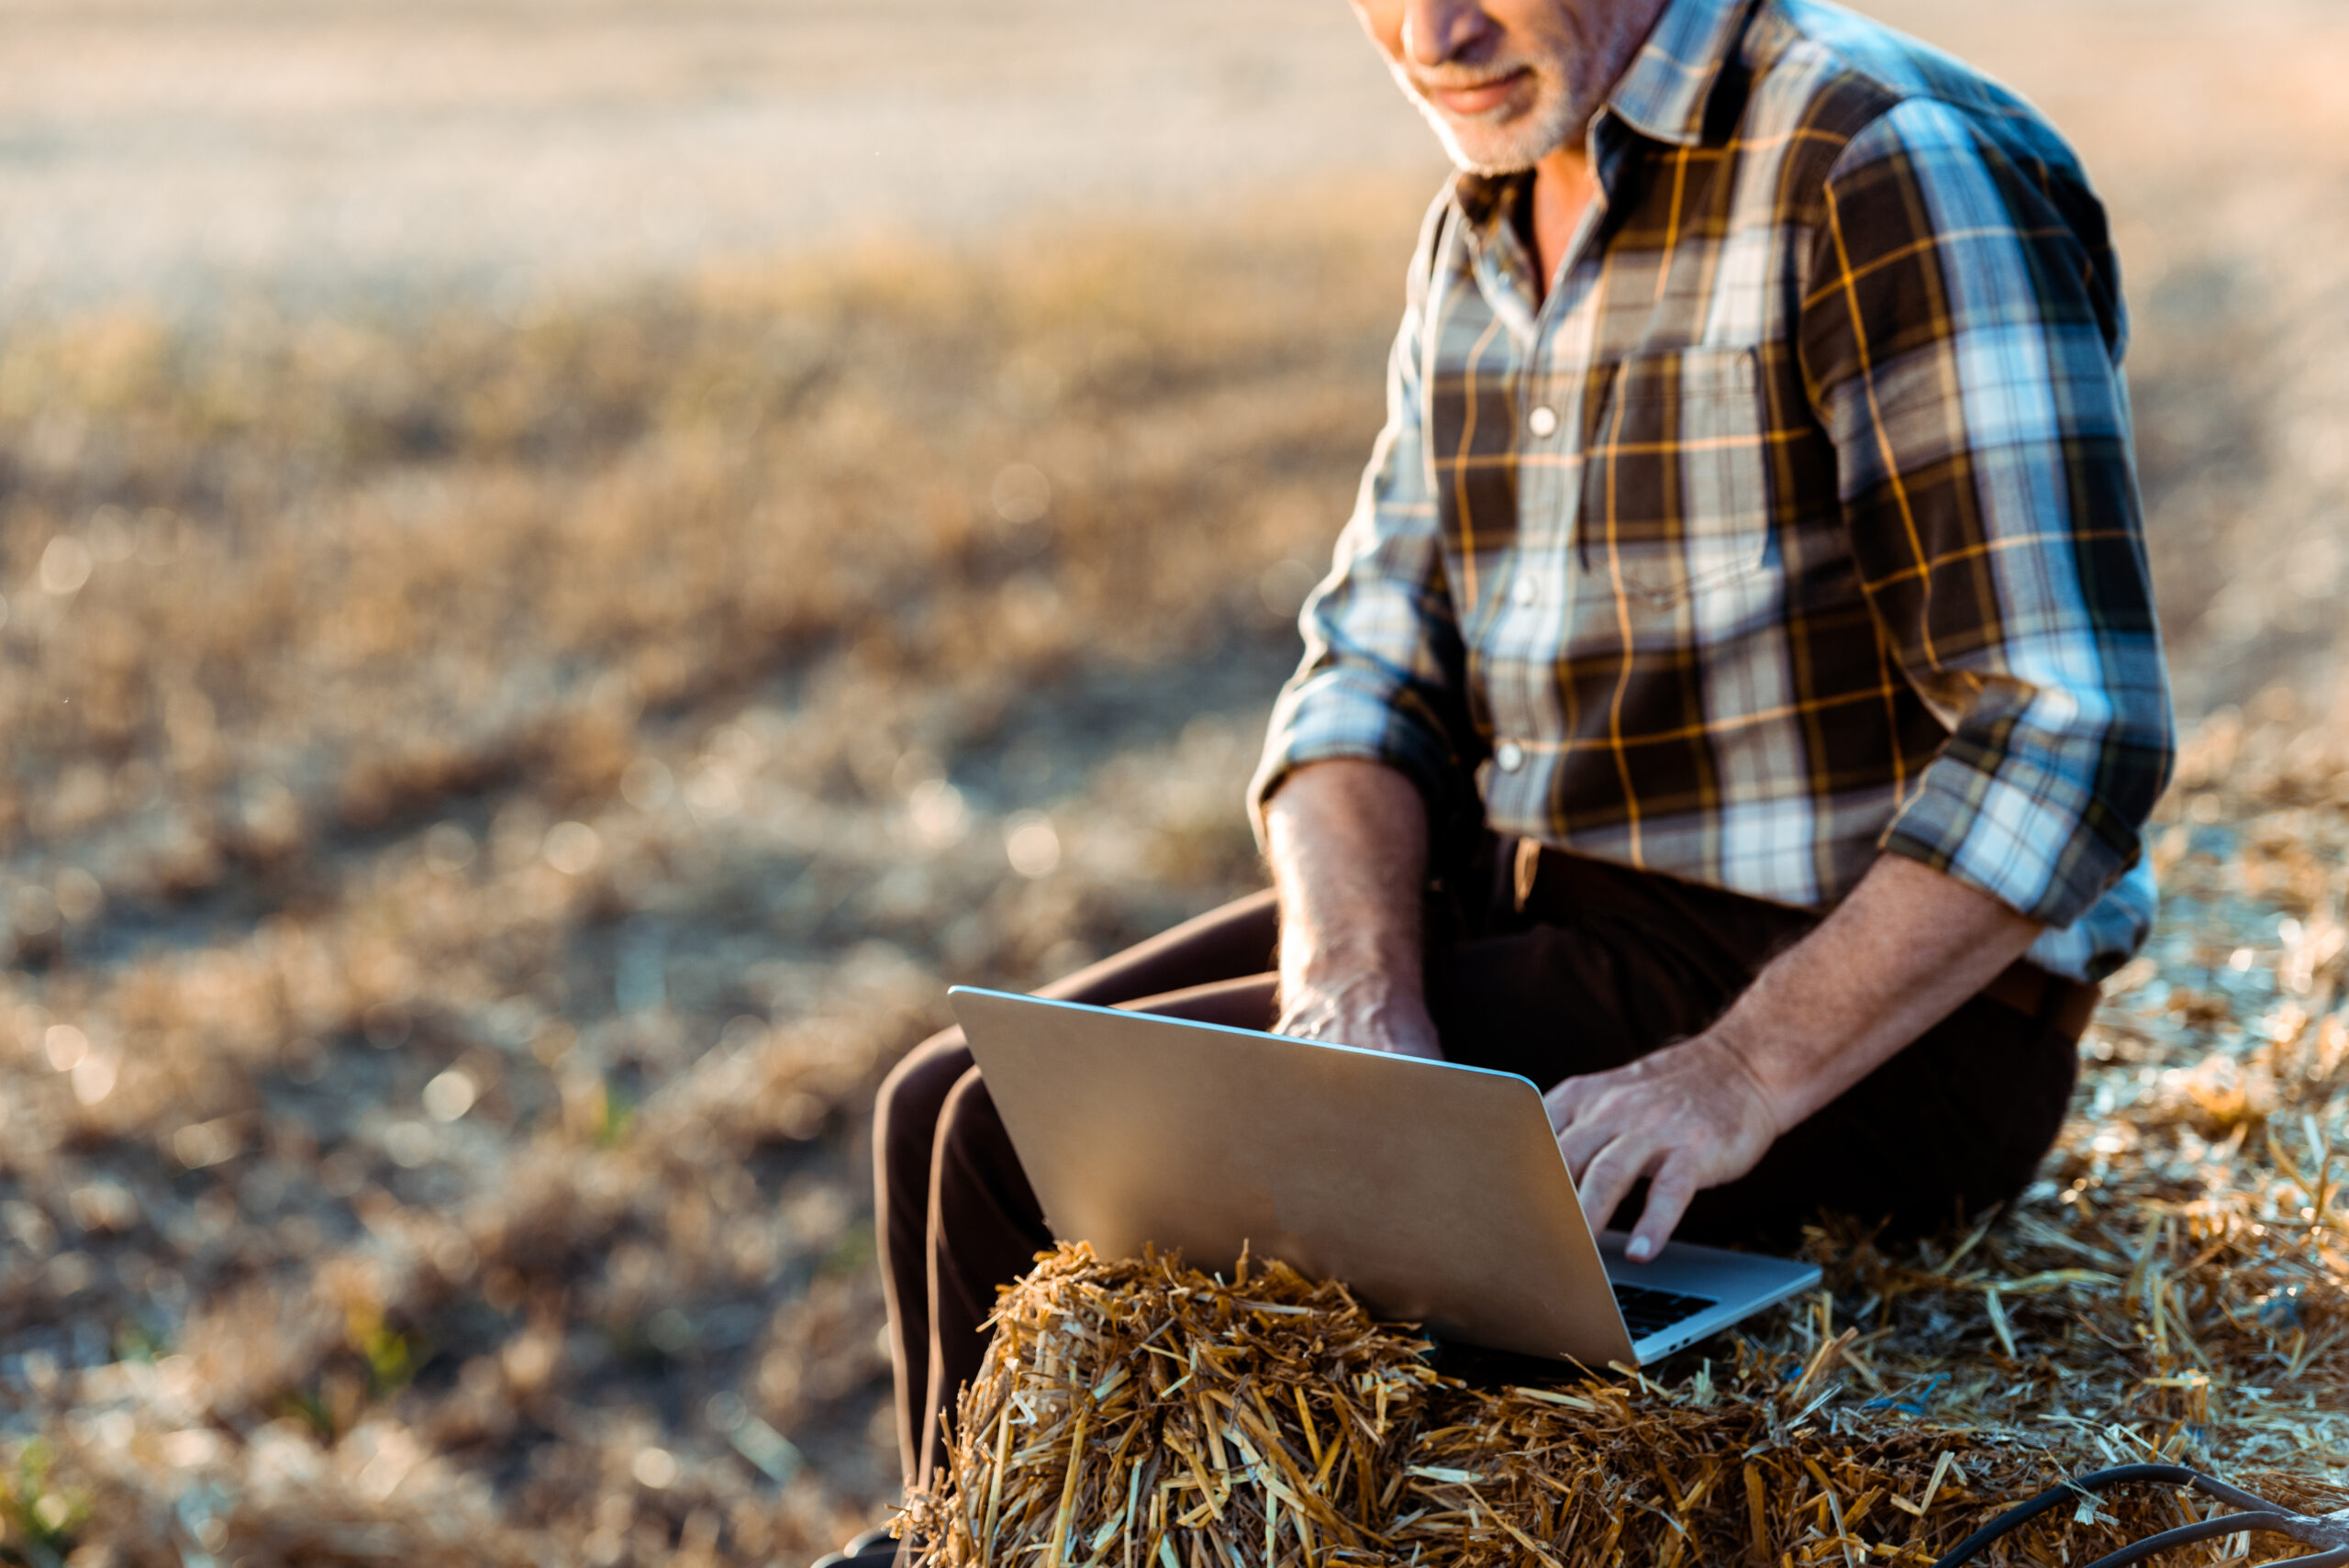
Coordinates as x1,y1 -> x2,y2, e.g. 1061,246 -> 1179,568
1580,346 -> 1772,608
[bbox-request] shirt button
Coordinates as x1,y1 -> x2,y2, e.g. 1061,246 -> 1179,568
1526,405 -> 1560,438
1512,576 -> 1539,607
1495,741 -> 1526,773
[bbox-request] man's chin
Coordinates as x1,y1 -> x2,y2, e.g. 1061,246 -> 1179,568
1444,138 -> 1548,177
1429,118 -> 1564,177
1411,95 -> 1579,178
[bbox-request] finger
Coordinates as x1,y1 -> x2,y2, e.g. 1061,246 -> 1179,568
1573,1135 -> 1655,1238
1543,1070 -> 1616,1137
1555,1111 -> 1620,1179
1625,1153 -> 1702,1262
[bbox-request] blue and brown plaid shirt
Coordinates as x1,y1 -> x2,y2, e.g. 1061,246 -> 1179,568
1252,0 -> 2176,982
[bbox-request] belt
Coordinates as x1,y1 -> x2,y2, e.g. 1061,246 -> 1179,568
1981,958 -> 2102,1042
1508,839 -> 2102,1043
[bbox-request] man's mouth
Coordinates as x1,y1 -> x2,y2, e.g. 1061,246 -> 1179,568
1415,67 -> 1532,119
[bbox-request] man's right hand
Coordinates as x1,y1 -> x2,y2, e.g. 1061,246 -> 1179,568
1260,760 -> 1445,1062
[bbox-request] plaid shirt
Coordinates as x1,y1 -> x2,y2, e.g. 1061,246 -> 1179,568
1252,0 -> 2175,982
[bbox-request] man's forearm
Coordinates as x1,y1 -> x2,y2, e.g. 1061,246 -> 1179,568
1260,760 -> 1442,1058
1550,851 -> 2046,1258
1711,854 -> 2043,1133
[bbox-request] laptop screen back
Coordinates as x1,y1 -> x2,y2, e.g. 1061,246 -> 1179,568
950,986 -> 1640,1365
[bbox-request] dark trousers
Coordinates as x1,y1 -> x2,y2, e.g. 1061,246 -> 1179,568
874,852 -> 2088,1489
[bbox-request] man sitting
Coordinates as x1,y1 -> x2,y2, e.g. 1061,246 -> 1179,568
862,0 -> 2174,1545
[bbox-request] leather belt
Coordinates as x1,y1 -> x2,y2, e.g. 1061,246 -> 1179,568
1982,958 -> 2102,1042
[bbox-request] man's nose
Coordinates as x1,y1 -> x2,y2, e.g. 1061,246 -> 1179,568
1398,0 -> 1499,67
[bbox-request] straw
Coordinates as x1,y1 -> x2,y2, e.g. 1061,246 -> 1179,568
907,1239 -> 2345,1568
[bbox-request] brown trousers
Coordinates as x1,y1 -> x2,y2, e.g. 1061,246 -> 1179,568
874,851 -> 2088,1489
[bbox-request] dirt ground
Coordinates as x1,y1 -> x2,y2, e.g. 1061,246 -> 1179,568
10,0 -> 2349,700
0,0 -> 1444,317
2,2 -> 2347,1564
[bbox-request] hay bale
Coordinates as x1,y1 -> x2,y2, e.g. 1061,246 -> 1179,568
907,1243 -> 2344,1568
902,1244 -> 1442,1567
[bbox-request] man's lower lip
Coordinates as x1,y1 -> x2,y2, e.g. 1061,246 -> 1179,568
1427,73 -> 1526,116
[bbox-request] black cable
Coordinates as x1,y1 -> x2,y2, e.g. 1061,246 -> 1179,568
1926,1465 -> 2349,1568
1929,1464 -> 2258,1564
2072,1512 -> 2294,1568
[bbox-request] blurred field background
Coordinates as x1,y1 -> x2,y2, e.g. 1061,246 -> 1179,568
4,0 -> 2349,1563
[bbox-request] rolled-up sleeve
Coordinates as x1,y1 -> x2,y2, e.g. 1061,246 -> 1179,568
1248,223 -> 1483,845
1798,98 -> 2176,929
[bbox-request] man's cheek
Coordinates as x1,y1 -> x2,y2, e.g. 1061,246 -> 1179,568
1348,0 -> 1408,61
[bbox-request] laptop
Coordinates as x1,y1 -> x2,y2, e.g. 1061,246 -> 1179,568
950,986 -> 1820,1367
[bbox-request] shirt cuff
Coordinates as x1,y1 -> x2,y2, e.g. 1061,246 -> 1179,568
1247,670 -> 1475,851
2021,858 -> 2157,984
1878,741 -> 2143,931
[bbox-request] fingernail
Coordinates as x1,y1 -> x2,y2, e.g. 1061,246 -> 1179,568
1628,1237 -> 1653,1262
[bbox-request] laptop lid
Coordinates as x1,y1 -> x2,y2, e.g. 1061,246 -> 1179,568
950,985 -> 1644,1366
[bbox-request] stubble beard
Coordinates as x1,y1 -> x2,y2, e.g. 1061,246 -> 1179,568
1392,58 -> 1592,177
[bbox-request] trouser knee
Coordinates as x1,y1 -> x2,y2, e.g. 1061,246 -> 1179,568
875,1029 -> 974,1194
930,1067 -> 1049,1293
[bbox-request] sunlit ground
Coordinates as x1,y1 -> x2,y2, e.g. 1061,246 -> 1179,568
3,1 -> 2349,1563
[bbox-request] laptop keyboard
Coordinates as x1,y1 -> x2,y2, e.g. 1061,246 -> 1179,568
1612,1283 -> 1718,1340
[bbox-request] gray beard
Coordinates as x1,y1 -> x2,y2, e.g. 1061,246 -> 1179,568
1392,64 -> 1592,177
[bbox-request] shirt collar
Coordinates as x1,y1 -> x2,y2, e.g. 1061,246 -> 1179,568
1446,0 -> 1755,307
1603,0 -> 1756,149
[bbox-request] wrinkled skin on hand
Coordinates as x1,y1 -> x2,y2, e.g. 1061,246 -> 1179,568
1543,1031 -> 1780,1261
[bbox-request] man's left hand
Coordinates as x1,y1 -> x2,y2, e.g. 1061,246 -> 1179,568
1539,855 -> 2045,1265
1543,1033 -> 1782,1262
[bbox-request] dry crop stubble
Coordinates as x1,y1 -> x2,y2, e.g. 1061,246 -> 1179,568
0,190 -> 1426,1566
0,190 -> 1409,881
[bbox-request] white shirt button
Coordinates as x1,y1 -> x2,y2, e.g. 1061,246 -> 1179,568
1512,576 -> 1539,607
1526,405 -> 1560,438
1495,741 -> 1526,773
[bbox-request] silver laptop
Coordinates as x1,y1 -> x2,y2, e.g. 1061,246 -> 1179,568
950,986 -> 1820,1367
